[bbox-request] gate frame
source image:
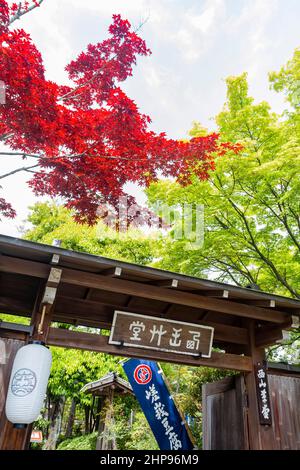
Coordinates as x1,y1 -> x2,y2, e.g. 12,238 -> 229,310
1,235 -> 299,450
202,363 -> 300,450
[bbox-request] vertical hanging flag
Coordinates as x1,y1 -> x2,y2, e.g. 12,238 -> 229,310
123,358 -> 195,451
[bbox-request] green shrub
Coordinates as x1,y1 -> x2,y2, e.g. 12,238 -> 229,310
57,432 -> 97,450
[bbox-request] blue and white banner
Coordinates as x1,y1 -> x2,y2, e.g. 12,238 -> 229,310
123,358 -> 194,451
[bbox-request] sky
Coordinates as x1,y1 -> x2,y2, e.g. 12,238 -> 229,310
1,0 -> 300,236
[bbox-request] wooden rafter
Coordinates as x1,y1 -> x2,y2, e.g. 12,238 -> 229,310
0,255 -> 291,323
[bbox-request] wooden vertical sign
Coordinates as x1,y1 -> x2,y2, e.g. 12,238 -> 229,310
254,362 -> 272,426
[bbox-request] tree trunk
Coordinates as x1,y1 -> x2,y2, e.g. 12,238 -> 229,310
94,397 -> 102,432
65,398 -> 76,439
96,390 -> 116,450
84,405 -> 90,435
43,396 -> 65,450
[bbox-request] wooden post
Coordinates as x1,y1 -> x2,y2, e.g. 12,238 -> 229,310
0,254 -> 61,450
243,320 -> 275,450
30,266 -> 62,342
96,389 -> 116,450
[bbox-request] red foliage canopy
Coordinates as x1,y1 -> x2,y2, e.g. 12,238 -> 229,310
0,1 -> 241,223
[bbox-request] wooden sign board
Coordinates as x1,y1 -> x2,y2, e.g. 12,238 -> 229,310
109,311 -> 214,358
30,430 -> 43,443
255,362 -> 272,426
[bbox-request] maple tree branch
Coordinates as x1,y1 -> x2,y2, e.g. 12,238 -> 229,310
212,257 -> 256,285
8,0 -> 44,26
58,68 -> 110,102
0,163 -> 40,180
58,17 -> 149,103
0,150 -> 195,163
0,151 -> 135,161
266,182 -> 300,252
0,133 -> 13,142
0,151 -> 78,160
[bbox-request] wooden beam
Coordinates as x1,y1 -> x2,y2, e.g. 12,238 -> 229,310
47,327 -> 253,372
255,318 -> 293,347
0,255 -> 292,323
0,328 -> 28,342
204,290 -> 229,298
275,330 -> 290,344
0,321 -> 33,335
53,296 -> 249,345
60,267 -> 290,324
255,327 -> 284,347
0,296 -> 32,315
148,279 -> 179,288
0,254 -> 49,278
30,266 -> 62,342
245,300 -> 276,308
100,267 -> 122,277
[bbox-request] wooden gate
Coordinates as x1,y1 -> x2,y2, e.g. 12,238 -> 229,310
1,236 -> 300,450
202,375 -> 249,450
202,365 -> 300,450
267,366 -> 300,450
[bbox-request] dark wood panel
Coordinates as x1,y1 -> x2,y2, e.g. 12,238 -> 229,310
47,327 -> 252,371
109,311 -> 214,357
1,255 -> 291,323
202,375 -> 248,450
255,320 -> 292,347
60,268 -> 290,324
0,272 -> 38,316
267,373 -> 300,450
0,329 -> 28,342
0,272 -> 39,299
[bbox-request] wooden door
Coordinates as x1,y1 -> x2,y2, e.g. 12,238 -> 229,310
202,375 -> 249,450
266,372 -> 300,450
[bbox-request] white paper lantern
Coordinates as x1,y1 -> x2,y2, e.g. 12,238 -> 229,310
5,342 -> 52,427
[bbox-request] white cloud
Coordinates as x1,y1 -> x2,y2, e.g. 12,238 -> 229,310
143,65 -> 163,89
188,0 -> 223,34
170,0 -> 226,63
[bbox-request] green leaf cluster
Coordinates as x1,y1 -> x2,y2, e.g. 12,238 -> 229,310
57,432 -> 98,450
24,202 -> 156,265
147,48 -> 300,300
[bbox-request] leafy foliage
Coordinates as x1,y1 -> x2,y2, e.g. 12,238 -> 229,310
48,348 -> 122,406
0,313 -> 30,324
57,432 -> 98,450
24,201 -> 156,264
146,50 -> 300,300
121,411 -> 158,450
0,1 -> 240,223
269,47 -> 300,110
